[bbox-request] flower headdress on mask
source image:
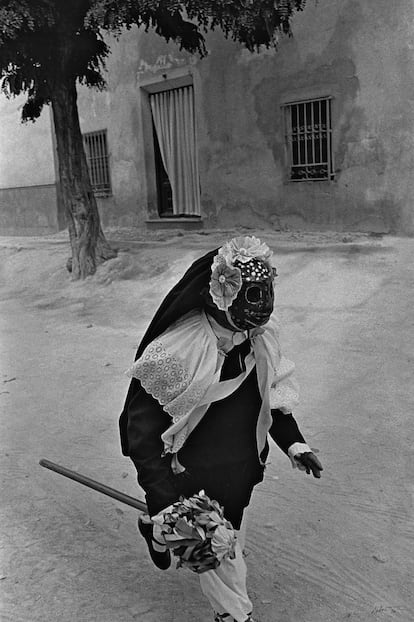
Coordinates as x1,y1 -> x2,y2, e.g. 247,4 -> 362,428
209,236 -> 275,311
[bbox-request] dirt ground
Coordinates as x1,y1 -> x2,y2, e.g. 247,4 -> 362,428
0,228 -> 413,622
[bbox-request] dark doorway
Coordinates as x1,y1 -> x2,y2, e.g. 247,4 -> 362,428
153,124 -> 173,217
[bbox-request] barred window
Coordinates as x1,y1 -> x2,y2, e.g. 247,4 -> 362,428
82,130 -> 111,196
283,97 -> 333,181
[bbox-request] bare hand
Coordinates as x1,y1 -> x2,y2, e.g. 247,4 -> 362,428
294,452 -> 323,478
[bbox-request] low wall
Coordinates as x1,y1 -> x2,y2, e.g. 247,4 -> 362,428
0,184 -> 62,236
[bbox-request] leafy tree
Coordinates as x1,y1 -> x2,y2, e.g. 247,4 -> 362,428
0,0 -> 306,279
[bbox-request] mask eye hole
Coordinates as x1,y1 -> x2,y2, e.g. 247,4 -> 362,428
245,285 -> 262,303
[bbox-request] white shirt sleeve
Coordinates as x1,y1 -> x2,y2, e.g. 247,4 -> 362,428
287,442 -> 313,469
269,356 -> 300,413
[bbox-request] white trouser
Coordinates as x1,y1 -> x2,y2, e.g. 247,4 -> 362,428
198,522 -> 252,622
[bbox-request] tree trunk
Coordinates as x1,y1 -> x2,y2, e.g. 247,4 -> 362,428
51,77 -> 116,279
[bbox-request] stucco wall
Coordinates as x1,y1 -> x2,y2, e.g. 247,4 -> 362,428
0,95 -> 60,234
0,184 -> 59,235
1,1 -> 413,234
0,95 -> 56,188
196,0 -> 414,233
77,0 -> 414,234
77,29 -> 149,229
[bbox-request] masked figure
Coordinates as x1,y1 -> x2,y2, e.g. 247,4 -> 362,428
119,236 -> 322,622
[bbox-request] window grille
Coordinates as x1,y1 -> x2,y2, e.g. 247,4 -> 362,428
283,97 -> 333,181
82,130 -> 111,196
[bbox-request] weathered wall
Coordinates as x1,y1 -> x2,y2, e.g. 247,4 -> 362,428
3,0 -> 412,235
77,28 -> 203,229
0,184 -> 59,235
0,95 -> 55,188
88,0 -> 414,234
77,28 -> 151,229
0,96 -> 60,234
194,0 -> 414,233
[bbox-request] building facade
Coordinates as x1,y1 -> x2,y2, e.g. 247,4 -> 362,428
1,0 -> 414,235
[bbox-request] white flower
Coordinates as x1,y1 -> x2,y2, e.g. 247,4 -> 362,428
220,235 -> 272,265
209,260 -> 242,311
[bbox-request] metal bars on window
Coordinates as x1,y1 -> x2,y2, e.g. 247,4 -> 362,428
82,130 -> 111,196
283,97 -> 333,181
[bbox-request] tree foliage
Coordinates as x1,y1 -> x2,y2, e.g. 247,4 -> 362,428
1,0 -> 306,122
0,1 -> 110,120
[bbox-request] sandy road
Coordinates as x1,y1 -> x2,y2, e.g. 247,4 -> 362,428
0,233 -> 413,622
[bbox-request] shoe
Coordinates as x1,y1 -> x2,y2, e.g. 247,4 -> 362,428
138,516 -> 171,570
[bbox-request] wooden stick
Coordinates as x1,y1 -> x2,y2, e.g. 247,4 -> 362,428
39,458 -> 147,512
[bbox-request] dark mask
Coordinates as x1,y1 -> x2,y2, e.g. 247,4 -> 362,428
228,258 -> 275,330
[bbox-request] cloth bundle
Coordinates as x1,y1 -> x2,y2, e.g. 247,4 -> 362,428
152,490 -> 237,574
